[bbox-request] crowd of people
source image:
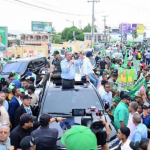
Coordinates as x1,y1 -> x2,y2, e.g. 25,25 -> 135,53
0,42 -> 150,150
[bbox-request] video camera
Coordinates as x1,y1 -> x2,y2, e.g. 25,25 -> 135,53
72,107 -> 107,146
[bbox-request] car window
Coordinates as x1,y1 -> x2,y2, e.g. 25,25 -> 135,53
1,62 -> 27,74
42,90 -> 102,114
33,58 -> 45,68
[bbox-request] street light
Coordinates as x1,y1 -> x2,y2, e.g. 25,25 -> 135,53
66,19 -> 76,42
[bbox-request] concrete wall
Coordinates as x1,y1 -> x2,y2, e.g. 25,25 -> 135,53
7,40 -> 91,58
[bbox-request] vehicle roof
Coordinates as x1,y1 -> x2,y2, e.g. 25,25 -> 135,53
46,80 -> 95,92
8,57 -> 46,63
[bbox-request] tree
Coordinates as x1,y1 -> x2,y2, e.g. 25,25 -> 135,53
52,34 -> 63,44
82,23 -> 97,32
132,32 -> 138,42
61,27 -> 84,41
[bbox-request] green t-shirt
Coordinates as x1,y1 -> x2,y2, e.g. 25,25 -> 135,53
114,101 -> 129,131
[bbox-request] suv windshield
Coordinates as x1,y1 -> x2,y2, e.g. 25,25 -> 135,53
42,90 -> 102,114
1,62 -> 27,74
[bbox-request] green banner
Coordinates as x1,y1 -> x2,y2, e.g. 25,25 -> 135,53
0,27 -> 8,52
118,68 -> 135,90
133,60 -> 140,71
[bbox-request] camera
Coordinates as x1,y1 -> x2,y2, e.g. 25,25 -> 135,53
72,107 -> 107,146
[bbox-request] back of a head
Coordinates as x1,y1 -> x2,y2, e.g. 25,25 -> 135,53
140,138 -> 149,150
61,125 -> 97,150
130,102 -> 138,111
120,126 -> 130,138
133,113 -> 141,124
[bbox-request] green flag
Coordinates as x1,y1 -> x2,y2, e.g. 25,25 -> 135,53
6,55 -> 10,63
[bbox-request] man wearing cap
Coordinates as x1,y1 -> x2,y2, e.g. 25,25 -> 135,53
28,85 -> 38,107
19,88 -> 25,101
114,94 -> 131,130
10,114 -> 37,150
8,73 -> 21,89
50,50 -> 64,78
14,95 -> 34,127
81,51 -> 99,87
31,114 -> 66,150
108,73 -> 118,89
127,102 -> 139,140
22,79 -> 29,93
20,136 -> 39,150
117,127 -> 132,150
61,51 -> 83,88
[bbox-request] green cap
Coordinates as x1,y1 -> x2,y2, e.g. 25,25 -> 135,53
8,83 -> 15,91
61,126 -> 97,150
19,88 -> 25,93
112,85 -> 117,90
104,69 -> 109,74
134,92 -> 142,97
96,71 -> 100,75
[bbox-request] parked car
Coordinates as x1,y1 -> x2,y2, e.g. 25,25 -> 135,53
0,57 -> 48,83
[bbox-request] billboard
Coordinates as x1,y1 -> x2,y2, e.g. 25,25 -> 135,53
119,24 -> 131,33
0,27 -> 8,52
32,21 -> 52,33
132,24 -> 137,33
137,24 -> 144,34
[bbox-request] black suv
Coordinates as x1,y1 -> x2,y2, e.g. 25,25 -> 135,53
0,57 -> 48,82
38,77 -> 119,150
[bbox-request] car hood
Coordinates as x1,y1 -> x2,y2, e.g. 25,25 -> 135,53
49,114 -> 117,148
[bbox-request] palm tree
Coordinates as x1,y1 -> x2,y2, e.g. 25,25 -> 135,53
132,32 -> 138,42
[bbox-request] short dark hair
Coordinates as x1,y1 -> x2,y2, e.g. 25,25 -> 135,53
104,83 -> 110,88
12,88 -> 17,96
112,73 -> 118,78
101,80 -> 108,86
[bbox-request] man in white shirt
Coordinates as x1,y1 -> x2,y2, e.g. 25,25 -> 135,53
97,80 -> 108,95
127,102 -> 138,140
101,83 -> 112,106
81,51 -> 99,87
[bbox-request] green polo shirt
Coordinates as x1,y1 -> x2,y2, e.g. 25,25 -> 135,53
114,101 -> 129,131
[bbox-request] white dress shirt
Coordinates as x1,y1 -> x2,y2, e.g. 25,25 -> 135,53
81,57 -> 94,77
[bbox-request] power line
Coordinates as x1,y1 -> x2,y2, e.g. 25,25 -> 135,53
11,0 -> 92,16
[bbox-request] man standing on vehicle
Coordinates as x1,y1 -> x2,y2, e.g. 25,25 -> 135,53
114,94 -> 131,131
81,51 -> 99,87
61,51 -> 83,88
50,51 -> 64,78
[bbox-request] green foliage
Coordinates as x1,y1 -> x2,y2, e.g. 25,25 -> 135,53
82,23 -> 97,32
52,34 -> 63,44
61,27 -> 84,41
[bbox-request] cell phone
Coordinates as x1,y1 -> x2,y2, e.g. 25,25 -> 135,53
72,109 -> 86,116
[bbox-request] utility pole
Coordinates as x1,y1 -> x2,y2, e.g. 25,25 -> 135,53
102,16 -> 108,41
88,0 -> 100,47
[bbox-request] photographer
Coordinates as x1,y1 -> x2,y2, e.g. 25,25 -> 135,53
61,118 -> 111,150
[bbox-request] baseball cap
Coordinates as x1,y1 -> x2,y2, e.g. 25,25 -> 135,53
122,94 -> 132,100
8,73 -> 14,78
104,69 -> 109,74
53,51 -> 59,56
20,114 -> 37,126
148,91 -> 150,95
20,136 -> 39,150
19,88 -> 25,93
25,72 -> 32,77
96,71 -> 100,75
144,68 -> 148,71
40,114 -> 52,126
28,85 -> 35,91
61,125 -> 97,150
130,141 -> 140,150
134,92 -> 142,97
86,51 -> 93,57
2,88 -> 10,93
23,95 -> 32,100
